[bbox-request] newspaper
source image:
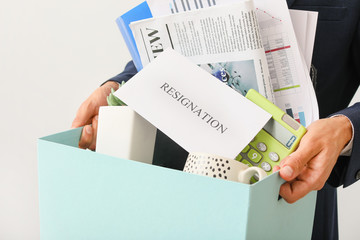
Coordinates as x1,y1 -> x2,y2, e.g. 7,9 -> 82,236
145,0 -> 319,127
130,0 -> 274,103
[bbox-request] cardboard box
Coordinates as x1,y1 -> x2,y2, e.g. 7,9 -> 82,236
38,128 -> 317,240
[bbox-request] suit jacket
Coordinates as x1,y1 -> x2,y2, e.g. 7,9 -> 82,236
108,1 -> 360,239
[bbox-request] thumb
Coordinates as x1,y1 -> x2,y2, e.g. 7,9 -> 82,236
71,102 -> 95,128
279,138 -> 318,181
72,82 -> 117,128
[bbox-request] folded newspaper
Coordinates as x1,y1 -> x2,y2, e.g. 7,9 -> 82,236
130,1 -> 275,103
118,0 -> 319,127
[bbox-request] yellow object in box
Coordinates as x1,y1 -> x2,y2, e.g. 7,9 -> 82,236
236,89 -> 307,174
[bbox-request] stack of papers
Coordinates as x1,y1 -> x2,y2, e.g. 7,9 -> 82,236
117,0 -> 319,127
115,48 -> 272,158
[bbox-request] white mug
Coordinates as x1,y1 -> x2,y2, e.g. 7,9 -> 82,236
183,152 -> 267,184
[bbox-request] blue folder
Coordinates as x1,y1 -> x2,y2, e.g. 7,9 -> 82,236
116,1 -> 153,71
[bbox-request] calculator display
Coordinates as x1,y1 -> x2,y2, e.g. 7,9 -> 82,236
241,89 -> 307,176
263,118 -> 297,149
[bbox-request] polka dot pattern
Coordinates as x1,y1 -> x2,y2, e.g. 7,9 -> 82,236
183,153 -> 232,180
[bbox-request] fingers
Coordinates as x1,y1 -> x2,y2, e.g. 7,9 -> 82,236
280,163 -> 327,203
273,165 -> 280,172
275,118 -> 352,203
71,100 -> 96,129
279,134 -> 320,182
78,115 -> 98,150
280,179 -> 312,204
72,81 -> 120,150
88,115 -> 98,150
71,82 -> 115,129
279,147 -> 334,203
276,131 -> 321,203
79,124 -> 93,149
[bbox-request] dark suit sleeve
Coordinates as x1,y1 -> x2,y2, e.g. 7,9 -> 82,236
102,61 -> 138,85
327,22 -> 360,188
105,24 -> 360,186
328,103 -> 360,187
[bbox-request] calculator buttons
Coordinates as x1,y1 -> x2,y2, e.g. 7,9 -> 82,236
247,149 -> 262,163
269,152 -> 279,162
261,162 -> 272,172
256,142 -> 267,152
241,145 -> 250,153
241,159 -> 252,167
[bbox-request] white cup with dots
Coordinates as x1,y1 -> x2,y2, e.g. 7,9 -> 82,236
183,152 -> 267,184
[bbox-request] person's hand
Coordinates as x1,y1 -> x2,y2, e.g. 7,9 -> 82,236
273,116 -> 352,203
71,81 -> 119,150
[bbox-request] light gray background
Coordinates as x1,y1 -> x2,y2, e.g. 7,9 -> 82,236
0,0 -> 359,239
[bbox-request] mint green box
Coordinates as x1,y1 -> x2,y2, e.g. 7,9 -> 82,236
38,128 -> 317,240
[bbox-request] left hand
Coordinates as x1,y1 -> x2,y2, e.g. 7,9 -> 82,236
71,81 -> 119,150
273,116 -> 352,203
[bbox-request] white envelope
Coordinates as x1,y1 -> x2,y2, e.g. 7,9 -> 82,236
115,49 -> 271,159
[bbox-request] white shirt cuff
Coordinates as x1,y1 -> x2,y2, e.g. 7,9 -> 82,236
331,114 -> 354,156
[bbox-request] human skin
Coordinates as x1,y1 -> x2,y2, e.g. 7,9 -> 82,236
72,83 -> 352,203
273,116 -> 352,203
71,81 -> 119,150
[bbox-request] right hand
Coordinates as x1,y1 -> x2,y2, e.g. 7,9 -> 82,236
273,116 -> 352,203
71,81 -> 119,150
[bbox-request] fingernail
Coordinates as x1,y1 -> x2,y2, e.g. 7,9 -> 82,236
86,126 -> 92,135
95,115 -> 98,121
282,166 -> 293,178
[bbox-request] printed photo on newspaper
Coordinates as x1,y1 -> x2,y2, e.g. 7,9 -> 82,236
145,0 -> 319,127
130,1 -> 275,103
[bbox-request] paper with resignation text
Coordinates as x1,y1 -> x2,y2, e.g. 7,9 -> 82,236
115,49 -> 271,159
145,0 -> 319,126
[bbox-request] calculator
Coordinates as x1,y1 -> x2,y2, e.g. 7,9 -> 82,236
235,89 -> 307,175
